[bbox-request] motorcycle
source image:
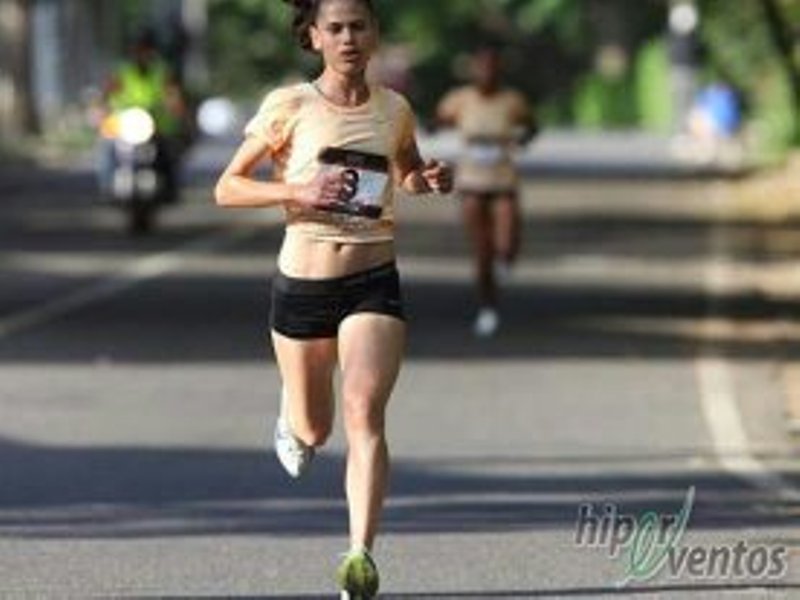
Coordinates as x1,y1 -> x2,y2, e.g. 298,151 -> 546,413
99,107 -> 179,234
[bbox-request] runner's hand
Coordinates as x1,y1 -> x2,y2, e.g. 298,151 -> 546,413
291,171 -> 346,209
421,160 -> 453,194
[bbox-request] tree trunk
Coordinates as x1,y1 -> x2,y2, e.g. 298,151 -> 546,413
761,0 -> 800,142
0,0 -> 38,137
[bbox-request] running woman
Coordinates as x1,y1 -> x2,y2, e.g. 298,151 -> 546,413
215,0 -> 452,597
437,46 -> 535,337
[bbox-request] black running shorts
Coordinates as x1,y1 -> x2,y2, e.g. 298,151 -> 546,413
270,262 -> 405,340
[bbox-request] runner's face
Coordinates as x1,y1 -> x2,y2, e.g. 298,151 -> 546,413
311,0 -> 377,76
473,50 -> 501,91
133,44 -> 155,69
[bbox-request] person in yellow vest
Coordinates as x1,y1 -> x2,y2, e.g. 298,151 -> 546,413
99,30 -> 188,199
437,46 -> 536,337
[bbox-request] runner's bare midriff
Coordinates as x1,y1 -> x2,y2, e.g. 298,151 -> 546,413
278,228 -> 396,279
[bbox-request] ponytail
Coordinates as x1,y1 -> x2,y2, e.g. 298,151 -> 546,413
282,0 -> 376,52
283,0 -> 316,51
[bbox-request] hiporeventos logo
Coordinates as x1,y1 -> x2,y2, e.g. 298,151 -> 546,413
574,487 -> 789,586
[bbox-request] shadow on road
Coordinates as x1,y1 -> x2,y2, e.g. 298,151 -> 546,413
4,173 -> 800,363
4,197 -> 797,260
1,273 -> 797,363
0,436 -> 797,540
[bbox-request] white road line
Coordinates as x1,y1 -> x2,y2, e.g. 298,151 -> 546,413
0,227 -> 258,340
697,186 -> 800,500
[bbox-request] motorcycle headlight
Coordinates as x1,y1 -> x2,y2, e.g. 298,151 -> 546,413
118,108 -> 156,145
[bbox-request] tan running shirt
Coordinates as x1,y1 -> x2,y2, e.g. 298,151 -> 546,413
438,86 -> 528,193
244,82 -> 416,244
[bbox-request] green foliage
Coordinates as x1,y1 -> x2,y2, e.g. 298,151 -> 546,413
700,0 -> 776,89
572,73 -> 636,129
204,0 -> 591,117
699,0 -> 799,152
634,38 -> 672,132
514,0 -> 584,48
110,0 -> 800,139
207,0 -> 306,97
200,0 -> 800,139
748,70 -> 796,159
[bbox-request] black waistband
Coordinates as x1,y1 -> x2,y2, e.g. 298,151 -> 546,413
274,262 -> 398,294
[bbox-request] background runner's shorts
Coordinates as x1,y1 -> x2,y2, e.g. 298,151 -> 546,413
270,262 -> 405,340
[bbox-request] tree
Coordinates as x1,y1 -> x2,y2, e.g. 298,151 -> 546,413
0,0 -> 38,136
699,0 -> 800,152
761,0 -> 800,141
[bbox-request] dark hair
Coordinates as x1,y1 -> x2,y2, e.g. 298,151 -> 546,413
474,40 -> 504,58
283,0 -> 376,52
131,27 -> 159,51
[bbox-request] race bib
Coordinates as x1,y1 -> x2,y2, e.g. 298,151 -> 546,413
466,139 -> 505,167
317,147 -> 390,220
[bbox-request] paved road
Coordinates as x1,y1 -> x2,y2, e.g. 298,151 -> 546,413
0,138 -> 798,598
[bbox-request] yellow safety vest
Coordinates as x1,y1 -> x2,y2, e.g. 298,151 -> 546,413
109,60 -> 179,135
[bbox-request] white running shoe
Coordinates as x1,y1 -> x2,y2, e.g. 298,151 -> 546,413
473,307 -> 500,338
274,392 -> 314,478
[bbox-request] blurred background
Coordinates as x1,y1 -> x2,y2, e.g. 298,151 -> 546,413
0,0 -> 799,160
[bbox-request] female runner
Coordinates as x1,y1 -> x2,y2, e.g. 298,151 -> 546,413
215,0 -> 452,596
437,46 -> 534,337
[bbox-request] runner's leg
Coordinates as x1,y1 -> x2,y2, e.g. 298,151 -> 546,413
338,313 -> 405,550
462,193 -> 496,307
493,193 -> 521,266
271,331 -> 337,447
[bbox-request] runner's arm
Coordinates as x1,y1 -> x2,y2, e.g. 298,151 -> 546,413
215,137 -> 342,209
396,137 -> 452,195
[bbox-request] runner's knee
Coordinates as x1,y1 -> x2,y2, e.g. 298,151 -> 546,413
343,392 -> 387,437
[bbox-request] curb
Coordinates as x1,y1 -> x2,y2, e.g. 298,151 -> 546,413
724,155 -> 800,441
